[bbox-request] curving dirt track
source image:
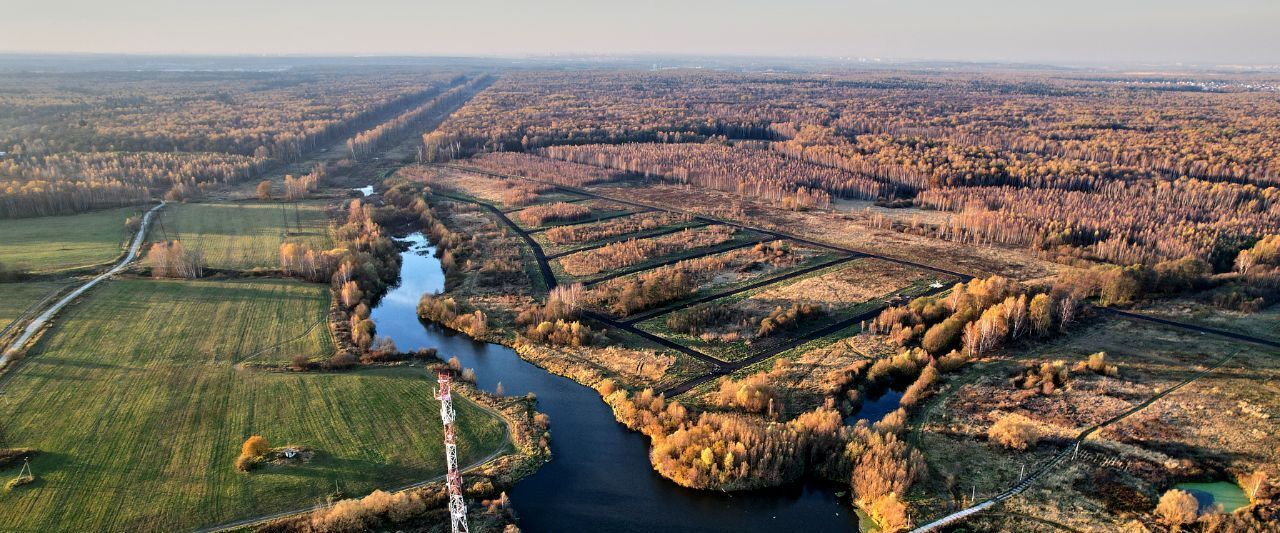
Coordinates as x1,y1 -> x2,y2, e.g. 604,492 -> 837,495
1,201 -> 166,367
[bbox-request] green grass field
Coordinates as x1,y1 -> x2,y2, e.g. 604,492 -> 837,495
0,207 -> 139,273
0,282 -> 67,332
0,278 -> 507,532
149,201 -> 333,271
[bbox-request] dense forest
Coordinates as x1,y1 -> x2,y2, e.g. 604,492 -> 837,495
0,68 -> 469,217
434,70 -> 1280,268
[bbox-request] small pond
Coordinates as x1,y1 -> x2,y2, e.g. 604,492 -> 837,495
1175,481 -> 1250,513
844,387 -> 905,426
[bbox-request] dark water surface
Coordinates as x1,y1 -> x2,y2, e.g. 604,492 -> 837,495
370,233 -> 858,532
844,387 -> 905,426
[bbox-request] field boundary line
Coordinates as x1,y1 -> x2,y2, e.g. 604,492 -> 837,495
1,201 -> 166,370
621,254 -> 860,324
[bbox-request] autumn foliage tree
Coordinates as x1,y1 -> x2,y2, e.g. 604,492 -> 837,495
148,240 -> 204,279
235,435 -> 270,472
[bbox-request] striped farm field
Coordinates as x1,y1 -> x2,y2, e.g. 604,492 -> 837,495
0,281 -> 67,334
0,207 -> 140,273
0,278 -> 507,532
148,201 -> 333,271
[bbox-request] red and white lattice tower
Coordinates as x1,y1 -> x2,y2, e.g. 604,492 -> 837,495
436,370 -> 470,533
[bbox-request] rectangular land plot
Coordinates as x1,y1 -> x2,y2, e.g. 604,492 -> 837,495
553,225 -> 763,283
0,207 -> 139,273
413,165 -> 587,210
636,257 -> 950,361
508,199 -> 636,232
0,278 -> 507,532
582,240 -> 847,319
148,201 -> 333,271
535,211 -> 704,258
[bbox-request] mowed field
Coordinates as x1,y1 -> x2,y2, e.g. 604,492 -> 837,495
148,201 -> 333,271
0,278 -> 507,532
0,207 -> 139,273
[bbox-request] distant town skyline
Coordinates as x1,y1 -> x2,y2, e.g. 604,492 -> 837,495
2,0 -> 1278,65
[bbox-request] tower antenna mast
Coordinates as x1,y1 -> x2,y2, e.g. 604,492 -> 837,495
436,370 -> 470,533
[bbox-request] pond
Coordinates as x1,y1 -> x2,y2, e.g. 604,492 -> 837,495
1175,481 -> 1250,513
844,386 -> 904,426
368,232 -> 862,532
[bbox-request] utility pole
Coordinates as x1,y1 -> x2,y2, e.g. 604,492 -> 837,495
436,371 -> 470,533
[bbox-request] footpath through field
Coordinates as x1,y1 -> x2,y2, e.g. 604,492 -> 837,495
910,348 -> 1240,532
0,201 -> 166,367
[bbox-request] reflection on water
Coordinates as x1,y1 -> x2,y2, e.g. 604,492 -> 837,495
369,232 -> 859,532
844,387 -> 904,426
1175,481 -> 1250,513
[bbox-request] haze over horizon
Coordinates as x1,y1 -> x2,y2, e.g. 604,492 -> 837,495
2,0 -> 1279,66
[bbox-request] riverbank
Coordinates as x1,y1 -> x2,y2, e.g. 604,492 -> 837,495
391,174 -> 865,531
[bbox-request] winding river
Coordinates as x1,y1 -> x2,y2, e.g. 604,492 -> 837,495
370,233 -> 860,532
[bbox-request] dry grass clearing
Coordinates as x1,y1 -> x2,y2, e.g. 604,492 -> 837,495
1135,299 -> 1280,344
746,257 -> 934,309
911,317 -> 1280,530
557,225 -> 737,277
641,258 -> 943,361
601,183 -> 1062,282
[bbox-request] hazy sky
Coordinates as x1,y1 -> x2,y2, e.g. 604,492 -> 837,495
2,0 -> 1278,64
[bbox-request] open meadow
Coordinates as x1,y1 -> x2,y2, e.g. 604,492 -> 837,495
0,278 -> 507,532
0,207 -> 140,273
147,201 -> 333,271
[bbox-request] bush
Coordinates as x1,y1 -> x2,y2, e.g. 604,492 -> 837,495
899,363 -> 939,408
1080,351 -> 1119,377
236,435 -> 271,473
233,455 -> 256,473
291,354 -> 310,371
1155,489 -> 1199,526
987,414 -> 1039,451
525,319 -> 603,347
242,435 -> 270,458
